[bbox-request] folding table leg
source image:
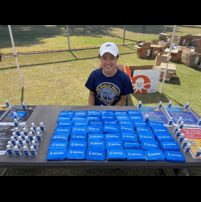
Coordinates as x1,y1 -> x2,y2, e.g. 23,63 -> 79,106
176,168 -> 189,176
1,168 -> 8,176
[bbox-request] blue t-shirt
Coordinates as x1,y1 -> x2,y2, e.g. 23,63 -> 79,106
85,68 -> 134,106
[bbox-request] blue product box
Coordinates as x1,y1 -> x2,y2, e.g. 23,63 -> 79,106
114,111 -> 128,116
144,150 -> 166,161
115,115 -> 130,121
70,133 -> 87,141
74,111 -> 87,117
88,133 -> 104,140
118,120 -> 133,126
67,148 -> 86,160
58,121 -> 73,127
159,141 -> 180,151
127,110 -> 142,116
89,120 -> 103,126
154,132 -> 175,142
68,140 -> 86,149
54,127 -> 71,135
88,140 -> 105,150
138,133 -> 156,142
119,126 -> 135,133
101,110 -> 114,116
136,127 -> 152,134
47,150 -> 67,161
164,151 -> 185,163
10,111 -> 27,119
106,141 -> 123,149
59,111 -> 74,117
88,110 -> 101,116
123,141 -> 141,149
86,148 -> 106,161
105,133 -> 121,141
103,120 -> 118,126
72,117 -> 87,121
141,141 -> 160,150
57,116 -> 72,122
88,126 -> 103,133
107,149 -> 126,161
133,122 -> 149,127
87,116 -> 100,121
72,126 -> 87,133
126,149 -> 146,161
153,127 -> 169,134
48,141 -> 68,150
51,134 -> 69,142
130,116 -> 144,121
73,120 -> 88,127
101,115 -> 115,121
103,125 -> 119,133
148,121 -> 164,128
121,133 -> 138,142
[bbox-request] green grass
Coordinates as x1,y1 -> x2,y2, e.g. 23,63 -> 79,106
0,25 -> 201,176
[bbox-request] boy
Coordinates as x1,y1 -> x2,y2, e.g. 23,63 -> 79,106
85,42 -> 133,106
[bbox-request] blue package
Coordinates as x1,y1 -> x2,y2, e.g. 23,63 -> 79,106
88,140 -> 105,150
88,110 -> 101,116
47,150 -> 67,161
133,122 -> 149,127
57,116 -> 72,122
144,150 -> 166,161
54,127 -> 71,135
67,148 -> 86,160
107,149 -> 126,161
89,120 -> 103,126
105,133 -> 121,141
154,132 -> 175,142
101,115 -> 115,121
103,125 -> 119,133
159,141 -> 180,151
58,121 -> 73,127
138,134 -> 156,142
119,125 -> 135,133
114,111 -> 128,116
10,111 -> 27,119
103,120 -> 118,126
74,111 -> 87,117
51,134 -> 69,142
88,133 -> 104,140
88,125 -> 103,133
123,141 -> 141,149
68,140 -> 86,149
121,133 -> 138,142
127,110 -> 142,116
115,116 -> 130,121
106,141 -> 123,149
136,127 -> 152,134
101,110 -> 114,116
59,111 -> 74,117
86,148 -> 106,161
70,133 -> 87,141
153,127 -> 169,134
72,117 -> 87,121
126,149 -> 146,161
118,120 -> 133,126
141,141 -> 160,150
148,121 -> 164,128
72,126 -> 87,133
130,116 -> 144,121
87,116 -> 100,121
73,120 -> 88,127
48,141 -> 68,150
164,151 -> 185,163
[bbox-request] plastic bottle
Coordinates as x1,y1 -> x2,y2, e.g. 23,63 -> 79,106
173,126 -> 179,133
176,117 -> 182,125
145,114 -> 149,122
12,132 -> 18,140
40,122 -> 45,131
179,121 -> 184,130
14,119 -> 19,127
183,143 -> 191,153
5,99 -> 10,107
24,136 -> 31,146
167,101 -> 172,108
184,102 -> 189,110
175,129 -> 181,138
6,145 -> 13,155
23,145 -> 30,156
168,117 -> 173,126
32,137 -> 39,150
22,102 -> 27,110
158,101 -> 162,109
13,112 -> 19,121
7,141 -> 14,148
20,132 -> 25,140
181,138 -> 188,148
13,145 -> 22,156
17,136 -> 23,145
23,127 -> 28,136
36,131 -> 43,141
31,123 -> 36,131
138,101 -> 142,110
30,145 -> 37,156
178,133 -> 184,142
15,141 -> 22,150
195,147 -> 201,157
10,136 -> 16,145
28,131 -> 34,141
15,127 -> 20,136
30,127 -> 35,136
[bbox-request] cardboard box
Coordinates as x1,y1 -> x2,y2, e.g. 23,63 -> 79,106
159,33 -> 171,41
190,39 -> 201,48
160,63 -> 176,75
129,65 -> 154,72
143,42 -> 151,49
151,40 -> 159,45
158,41 -> 168,51
150,45 -> 162,57
153,66 -> 173,81
164,48 -> 183,62
135,45 -> 151,58
155,52 -> 169,66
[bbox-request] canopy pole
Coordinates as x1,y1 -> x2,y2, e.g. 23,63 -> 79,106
160,25 -> 177,94
8,25 -> 24,88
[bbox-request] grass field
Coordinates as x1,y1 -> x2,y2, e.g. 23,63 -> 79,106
0,25 -> 201,176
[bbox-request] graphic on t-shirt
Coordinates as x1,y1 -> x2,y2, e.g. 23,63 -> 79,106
96,82 -> 120,105
132,75 -> 151,93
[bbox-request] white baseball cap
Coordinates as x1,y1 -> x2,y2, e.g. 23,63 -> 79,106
99,42 -> 119,57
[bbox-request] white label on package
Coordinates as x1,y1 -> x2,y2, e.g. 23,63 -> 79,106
154,51 -> 158,54
195,57 -> 199,64
147,49 -> 150,56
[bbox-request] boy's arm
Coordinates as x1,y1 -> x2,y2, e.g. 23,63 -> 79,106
115,95 -> 127,106
89,91 -> 95,106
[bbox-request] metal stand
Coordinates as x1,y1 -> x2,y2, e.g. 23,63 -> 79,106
162,168 -> 190,176
1,168 -> 8,176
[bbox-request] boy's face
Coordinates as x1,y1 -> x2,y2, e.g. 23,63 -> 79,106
100,52 -> 118,75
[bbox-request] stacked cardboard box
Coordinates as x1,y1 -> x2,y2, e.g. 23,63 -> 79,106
190,39 -> 201,48
135,42 -> 151,58
159,33 -> 172,41
150,45 -> 162,57
154,63 -> 176,81
164,47 -> 184,62
155,52 -> 170,66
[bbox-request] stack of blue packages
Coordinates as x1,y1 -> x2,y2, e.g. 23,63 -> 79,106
153,127 -> 175,142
